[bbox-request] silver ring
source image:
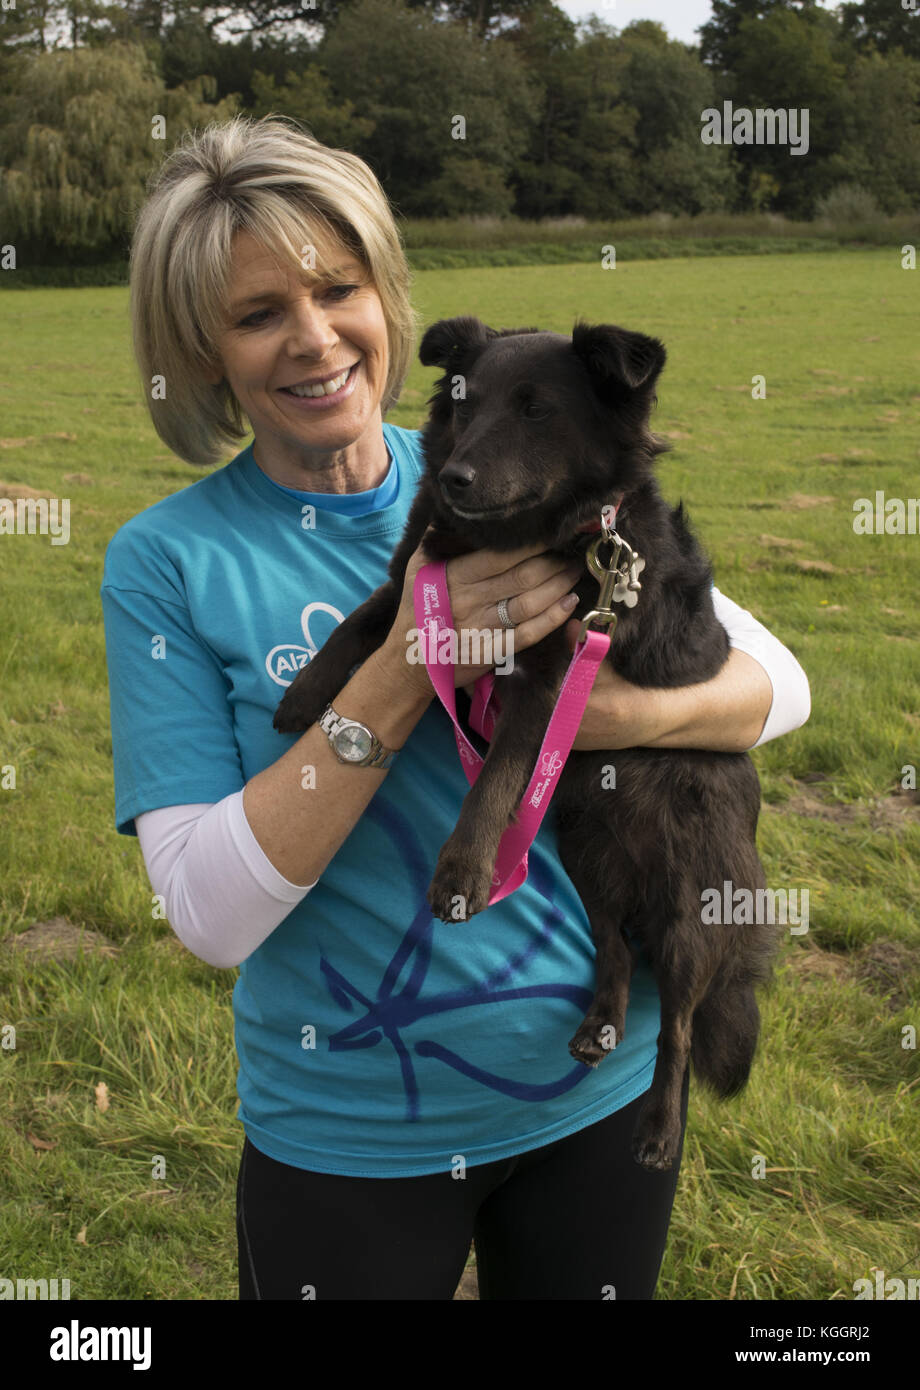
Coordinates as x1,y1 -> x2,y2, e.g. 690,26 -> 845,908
496,596 -> 517,630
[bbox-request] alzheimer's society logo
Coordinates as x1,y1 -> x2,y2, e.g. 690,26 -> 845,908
265,602 -> 344,687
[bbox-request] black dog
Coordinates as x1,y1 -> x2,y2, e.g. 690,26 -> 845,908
275,316 -> 780,1170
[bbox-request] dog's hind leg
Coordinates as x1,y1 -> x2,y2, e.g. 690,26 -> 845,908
631,891 -> 716,1172
631,990 -> 697,1172
557,834 -> 637,1066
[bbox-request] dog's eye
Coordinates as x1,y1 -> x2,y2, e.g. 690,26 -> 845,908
453,400 -> 471,420
522,402 -> 551,420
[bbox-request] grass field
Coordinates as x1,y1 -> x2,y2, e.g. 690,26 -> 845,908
0,248 -> 918,1300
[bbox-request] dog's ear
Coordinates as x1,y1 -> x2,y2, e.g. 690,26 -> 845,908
571,321 -> 666,401
419,316 -> 496,369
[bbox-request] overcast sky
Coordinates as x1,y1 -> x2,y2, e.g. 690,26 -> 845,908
557,0 -> 842,47
559,0 -> 715,46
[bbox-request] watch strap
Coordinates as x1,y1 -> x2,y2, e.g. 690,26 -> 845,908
320,703 -> 399,769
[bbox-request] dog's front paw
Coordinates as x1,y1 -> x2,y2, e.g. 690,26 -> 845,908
273,659 -> 333,733
427,848 -> 495,923
568,1014 -> 624,1068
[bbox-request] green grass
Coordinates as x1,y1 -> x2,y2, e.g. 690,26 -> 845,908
0,248 -> 918,1300
5,210 -> 919,286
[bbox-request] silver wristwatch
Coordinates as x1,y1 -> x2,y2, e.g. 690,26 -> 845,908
319,703 -> 399,770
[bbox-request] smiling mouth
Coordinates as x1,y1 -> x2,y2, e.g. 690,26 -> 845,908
279,361 -> 359,398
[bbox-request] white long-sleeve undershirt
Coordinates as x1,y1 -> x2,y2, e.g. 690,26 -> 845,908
135,585 -> 811,970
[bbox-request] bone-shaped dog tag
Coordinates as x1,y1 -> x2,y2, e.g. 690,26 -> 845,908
612,571 -> 632,604
628,557 -> 645,591
612,555 -> 644,607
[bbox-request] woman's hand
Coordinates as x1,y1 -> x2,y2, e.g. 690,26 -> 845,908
378,531 -> 584,700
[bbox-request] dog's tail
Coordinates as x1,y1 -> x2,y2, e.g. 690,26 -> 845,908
690,965 -> 763,1099
690,837 -> 779,1098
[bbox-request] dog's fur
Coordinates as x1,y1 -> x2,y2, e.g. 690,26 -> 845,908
275,316 -> 780,1170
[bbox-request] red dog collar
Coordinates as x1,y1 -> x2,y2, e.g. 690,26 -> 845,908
575,492 -> 624,534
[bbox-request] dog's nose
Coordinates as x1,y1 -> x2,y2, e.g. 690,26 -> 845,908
439,462 -> 476,501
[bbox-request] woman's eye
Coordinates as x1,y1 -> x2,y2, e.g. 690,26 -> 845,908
238,284 -> 358,328
239,308 -> 274,328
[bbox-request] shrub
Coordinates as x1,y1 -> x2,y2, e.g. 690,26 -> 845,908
814,184 -> 880,225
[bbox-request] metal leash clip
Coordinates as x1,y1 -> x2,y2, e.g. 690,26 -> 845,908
577,517 -> 645,645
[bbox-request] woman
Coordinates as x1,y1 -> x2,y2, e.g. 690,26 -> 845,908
102,115 -> 810,1300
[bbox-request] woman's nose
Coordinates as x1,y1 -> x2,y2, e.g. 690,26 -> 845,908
285,295 -> 339,357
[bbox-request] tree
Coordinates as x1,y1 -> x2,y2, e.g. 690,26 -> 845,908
839,0 -> 920,59
315,0 -> 538,215
612,20 -> 738,214
701,4 -> 850,216
823,47 -> 920,211
0,39 -> 238,260
183,0 -> 543,43
0,0 -> 55,59
249,64 -> 375,151
498,0 -> 593,217
409,0 -> 544,41
500,10 -> 737,219
699,0 -> 823,73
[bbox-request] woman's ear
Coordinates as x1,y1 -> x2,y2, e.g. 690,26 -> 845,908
203,359 -> 224,387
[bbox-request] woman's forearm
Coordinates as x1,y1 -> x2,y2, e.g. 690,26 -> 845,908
572,648 -> 776,753
633,648 -> 773,752
568,585 -> 811,753
243,644 -> 433,884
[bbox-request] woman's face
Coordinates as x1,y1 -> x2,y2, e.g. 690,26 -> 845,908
208,229 -> 391,484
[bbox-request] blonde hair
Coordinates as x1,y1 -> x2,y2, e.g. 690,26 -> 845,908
129,114 -> 419,466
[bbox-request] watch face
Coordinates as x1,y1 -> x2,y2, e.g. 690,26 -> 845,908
336,724 -> 373,762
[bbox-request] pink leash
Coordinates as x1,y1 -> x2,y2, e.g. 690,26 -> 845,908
412,562 -> 611,907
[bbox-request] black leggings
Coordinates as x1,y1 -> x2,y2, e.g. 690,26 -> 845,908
236,1070 -> 689,1300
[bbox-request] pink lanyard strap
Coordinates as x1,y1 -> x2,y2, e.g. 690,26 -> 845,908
413,562 -> 610,906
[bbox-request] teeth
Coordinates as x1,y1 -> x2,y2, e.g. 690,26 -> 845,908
288,366 -> 353,398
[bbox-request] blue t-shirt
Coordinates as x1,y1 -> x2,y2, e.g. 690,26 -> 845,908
100,422 -> 660,1177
